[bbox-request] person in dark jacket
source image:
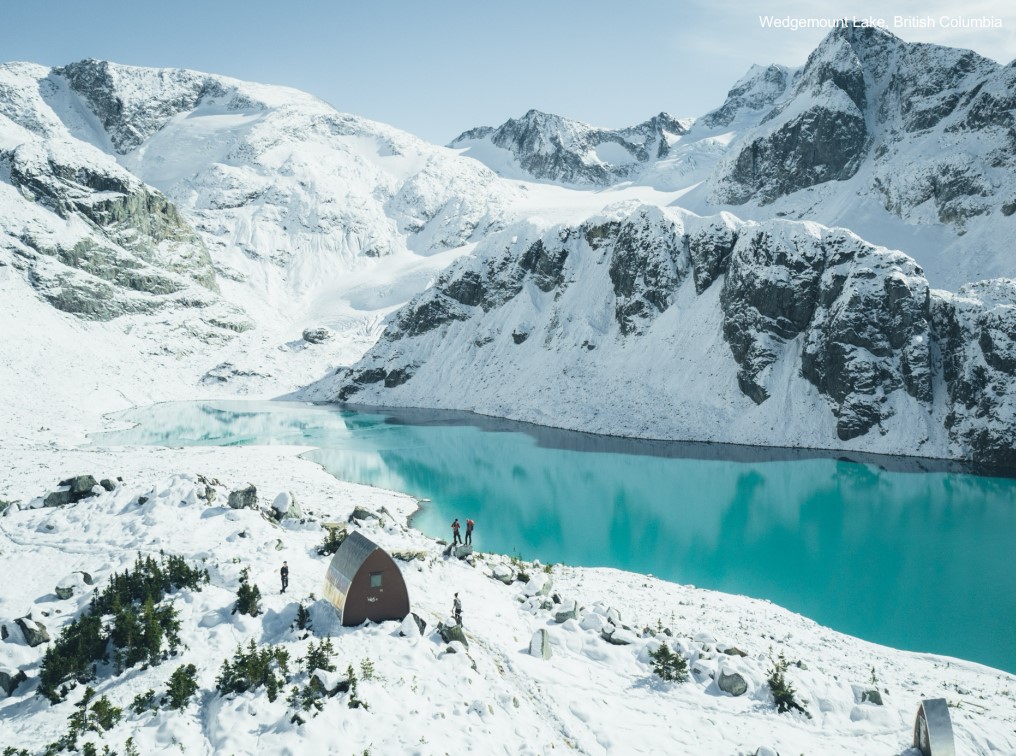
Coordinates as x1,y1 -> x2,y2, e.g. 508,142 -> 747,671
452,518 -> 462,546
465,518 -> 474,546
280,561 -> 289,593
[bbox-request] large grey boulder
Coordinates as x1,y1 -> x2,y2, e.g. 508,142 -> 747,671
491,564 -> 514,584
14,617 -> 50,647
437,621 -> 468,648
0,668 -> 27,696
271,492 -> 301,520
60,475 -> 98,497
55,572 -> 90,600
529,629 -> 552,660
43,490 -> 74,507
227,484 -> 257,510
523,574 -> 552,597
718,671 -> 749,697
553,599 -> 579,624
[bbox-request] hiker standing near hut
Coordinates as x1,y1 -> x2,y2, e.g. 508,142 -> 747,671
452,518 -> 462,546
465,518 -> 474,546
453,592 -> 463,626
280,561 -> 289,594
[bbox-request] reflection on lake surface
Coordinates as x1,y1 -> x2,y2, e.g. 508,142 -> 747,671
96,400 -> 1016,673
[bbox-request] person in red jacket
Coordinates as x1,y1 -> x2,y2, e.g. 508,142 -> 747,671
452,518 -> 462,546
465,518 -> 474,546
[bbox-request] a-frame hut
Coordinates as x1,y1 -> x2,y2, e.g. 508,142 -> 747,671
323,531 -> 410,626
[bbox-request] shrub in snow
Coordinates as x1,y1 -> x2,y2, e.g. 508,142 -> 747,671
167,663 -> 199,710
766,651 -> 810,717
649,640 -> 689,682
232,567 -> 262,617
216,640 -> 291,702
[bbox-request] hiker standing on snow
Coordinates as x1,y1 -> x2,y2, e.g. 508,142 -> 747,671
465,518 -> 474,546
453,592 -> 463,626
280,561 -> 289,594
452,518 -> 462,546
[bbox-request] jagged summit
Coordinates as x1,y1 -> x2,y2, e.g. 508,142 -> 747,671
450,109 -> 691,186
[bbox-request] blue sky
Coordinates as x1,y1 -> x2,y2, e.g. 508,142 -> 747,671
5,0 -> 1013,143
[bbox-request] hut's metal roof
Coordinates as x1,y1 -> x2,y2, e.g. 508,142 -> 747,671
326,531 -> 379,595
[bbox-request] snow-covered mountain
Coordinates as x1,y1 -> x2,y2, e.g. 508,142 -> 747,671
452,27 -> 1016,287
0,58 -> 524,400
450,110 -> 691,186
325,203 -> 1016,470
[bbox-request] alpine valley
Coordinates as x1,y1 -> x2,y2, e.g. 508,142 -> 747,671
1,24 -> 1015,756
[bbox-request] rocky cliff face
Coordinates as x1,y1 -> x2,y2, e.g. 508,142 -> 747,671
329,205 -> 1016,469
450,110 -> 690,186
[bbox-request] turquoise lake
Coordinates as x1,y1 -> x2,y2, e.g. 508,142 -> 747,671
96,400 -> 1016,674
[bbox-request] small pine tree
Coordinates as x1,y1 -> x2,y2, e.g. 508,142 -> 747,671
359,658 -> 375,681
295,603 -> 311,631
130,689 -> 157,714
648,641 -> 689,682
303,638 -> 336,675
233,568 -> 262,617
166,664 -> 199,710
767,652 -> 811,717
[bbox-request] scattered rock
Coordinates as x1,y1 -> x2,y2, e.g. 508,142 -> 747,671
721,645 -> 748,657
55,573 -> 89,600
523,574 -> 552,597
553,599 -> 579,624
60,475 -> 98,496
580,613 -> 607,632
227,484 -> 257,510
718,671 -> 749,697
43,490 -> 73,507
861,688 -> 883,705
452,545 -> 473,559
302,327 -> 332,344
0,668 -> 27,696
602,625 -> 636,645
99,479 -> 116,492
529,629 -> 552,660
399,613 -> 423,638
437,621 -> 468,648
349,506 -> 378,522
754,748 -> 780,756
271,491 -> 301,520
491,564 -> 514,584
14,617 -> 49,647
392,549 -> 428,562
0,625 -> 7,641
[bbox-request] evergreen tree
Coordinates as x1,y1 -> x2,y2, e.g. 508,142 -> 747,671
766,652 -> 811,717
233,568 -> 262,617
303,638 -> 336,675
648,641 -> 688,682
166,664 -> 199,710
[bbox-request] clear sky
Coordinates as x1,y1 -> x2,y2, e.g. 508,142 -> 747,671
4,0 -> 1014,144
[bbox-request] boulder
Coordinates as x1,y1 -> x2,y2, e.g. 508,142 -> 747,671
553,599 -> 579,624
0,668 -> 27,696
349,506 -> 378,522
491,564 -> 514,584
721,645 -> 748,657
14,617 -> 50,647
437,621 -> 468,648
754,748 -> 780,756
43,490 -> 73,508
580,612 -> 607,632
718,671 -> 749,697
55,573 -> 89,600
60,475 -> 98,497
302,327 -> 332,344
99,479 -> 116,492
271,491 -> 301,520
452,545 -> 473,559
399,614 -> 422,638
227,484 -> 257,510
861,688 -> 883,705
602,625 -> 637,646
523,574 -> 552,597
529,629 -> 552,660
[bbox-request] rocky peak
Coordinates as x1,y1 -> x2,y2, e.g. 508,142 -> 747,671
700,64 -> 794,130
55,59 -> 229,153
451,109 -> 690,186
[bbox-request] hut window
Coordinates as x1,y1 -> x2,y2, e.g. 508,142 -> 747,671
370,572 -> 383,588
